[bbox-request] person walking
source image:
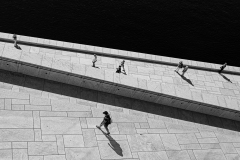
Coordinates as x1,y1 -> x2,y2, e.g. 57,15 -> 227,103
175,61 -> 183,72
96,111 -> 112,135
92,54 -> 97,67
13,34 -> 17,48
120,60 -> 125,72
219,63 -> 227,73
182,65 -> 188,76
116,65 -> 121,73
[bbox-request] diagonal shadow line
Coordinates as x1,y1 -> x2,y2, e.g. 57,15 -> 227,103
176,71 -> 194,86
14,44 -> 22,50
0,69 -> 240,132
98,128 -> 123,157
219,73 -> 232,83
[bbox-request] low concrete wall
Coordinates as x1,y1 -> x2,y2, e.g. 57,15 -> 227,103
0,32 -> 240,121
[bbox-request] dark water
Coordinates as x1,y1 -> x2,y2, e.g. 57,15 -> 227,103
0,0 -> 239,66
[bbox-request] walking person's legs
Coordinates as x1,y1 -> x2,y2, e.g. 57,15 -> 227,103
96,121 -> 104,128
13,34 -> 17,48
92,54 -> 97,67
14,40 -> 17,48
96,122 -> 110,135
122,65 -> 125,72
104,124 -> 110,135
182,66 -> 188,76
97,110 -> 111,135
116,66 -> 121,73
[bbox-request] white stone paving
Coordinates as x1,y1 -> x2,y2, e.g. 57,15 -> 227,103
0,32 -> 240,119
0,86 -> 239,159
0,32 -> 240,159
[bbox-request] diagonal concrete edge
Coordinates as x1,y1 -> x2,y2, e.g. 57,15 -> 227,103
0,53 -> 239,122
0,32 -> 240,121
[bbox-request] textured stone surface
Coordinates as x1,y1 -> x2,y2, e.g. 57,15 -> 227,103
0,111 -> 33,128
82,129 -> 98,147
56,135 -> 65,154
0,150 -> 12,160
41,117 -> 82,134
12,142 -> 28,149
44,155 -> 66,160
0,129 -> 34,141
127,134 -> 165,152
28,142 -> 58,155
0,33 -> 240,160
1,32 -> 240,122
193,149 -> 226,160
138,151 -> 168,160
160,134 -> 181,150
65,148 -> 101,160
118,123 -> 136,134
13,149 -> 28,160
0,85 -> 239,159
63,135 -> 84,147
51,100 -> 91,111
167,150 -> 191,160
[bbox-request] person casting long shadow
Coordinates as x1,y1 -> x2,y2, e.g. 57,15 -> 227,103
99,129 -> 123,157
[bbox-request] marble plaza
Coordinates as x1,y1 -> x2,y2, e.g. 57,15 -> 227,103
0,32 -> 239,159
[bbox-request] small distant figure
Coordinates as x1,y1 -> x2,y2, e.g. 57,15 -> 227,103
175,61 -> 183,72
92,54 -> 97,67
219,63 -> 227,73
120,60 -> 125,72
182,65 -> 188,76
13,34 -> 17,48
116,65 -> 121,73
96,111 -> 112,135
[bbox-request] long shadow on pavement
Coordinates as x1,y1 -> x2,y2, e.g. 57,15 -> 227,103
219,73 -> 232,83
0,69 -> 240,132
98,127 -> 123,157
176,72 -> 194,86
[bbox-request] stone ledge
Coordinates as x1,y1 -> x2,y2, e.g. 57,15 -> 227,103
0,36 -> 239,75
0,55 -> 240,121
0,32 -> 240,122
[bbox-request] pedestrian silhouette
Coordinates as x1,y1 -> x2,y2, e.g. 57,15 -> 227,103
116,65 -> 121,73
175,61 -> 183,72
96,111 -> 112,135
92,54 -> 97,67
120,60 -> 126,73
13,34 -> 18,48
219,63 -> 227,73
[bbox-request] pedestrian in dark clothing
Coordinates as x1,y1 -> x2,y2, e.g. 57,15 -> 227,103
92,54 -> 97,67
219,63 -> 227,73
121,60 -> 125,72
96,111 -> 112,135
13,34 -> 17,48
175,61 -> 183,72
116,65 -> 121,73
